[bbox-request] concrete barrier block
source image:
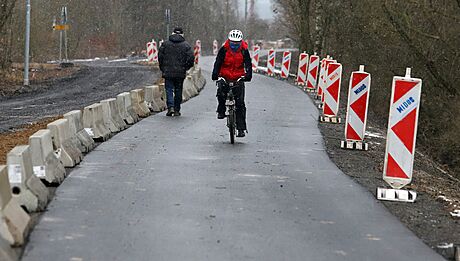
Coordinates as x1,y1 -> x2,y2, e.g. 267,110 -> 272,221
144,86 -> 161,112
116,93 -> 135,124
108,98 -> 127,130
130,89 -> 150,117
6,146 -> 49,212
0,236 -> 19,261
184,76 -> 198,97
0,166 -> 31,248
157,83 -> 168,111
64,110 -> 95,152
29,130 -> 65,184
101,99 -> 122,133
47,119 -> 83,167
83,103 -> 111,141
118,92 -> 139,124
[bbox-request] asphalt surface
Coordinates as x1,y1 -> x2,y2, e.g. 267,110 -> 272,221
0,58 -> 158,133
22,57 -> 444,261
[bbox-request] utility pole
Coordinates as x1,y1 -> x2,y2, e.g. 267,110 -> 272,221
24,0 -> 31,86
165,9 -> 171,39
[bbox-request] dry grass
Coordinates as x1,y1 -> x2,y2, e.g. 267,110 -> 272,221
0,116 -> 62,165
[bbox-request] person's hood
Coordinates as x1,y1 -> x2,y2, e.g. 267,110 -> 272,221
223,39 -> 248,51
169,34 -> 185,43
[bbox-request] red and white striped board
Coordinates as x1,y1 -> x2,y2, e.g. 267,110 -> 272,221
267,49 -> 276,76
280,51 -> 292,79
296,52 -> 308,86
194,40 -> 201,64
252,46 -> 261,73
152,40 -> 158,62
213,40 -> 219,56
322,62 -> 342,119
306,54 -> 320,91
318,59 -> 335,102
321,59 -> 336,104
345,65 -> 371,142
146,42 -> 154,63
383,68 -> 422,189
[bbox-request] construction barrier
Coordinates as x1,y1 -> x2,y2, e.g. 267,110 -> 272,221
296,52 -> 308,86
320,59 -> 336,104
213,40 -> 219,56
47,119 -> 83,167
130,89 -> 151,118
82,103 -> 111,141
252,46 -> 260,73
152,40 -> 158,63
306,54 -> 320,92
316,56 -> 331,100
194,40 -> 201,64
101,99 -> 127,133
0,165 -> 30,246
7,146 -> 49,212
383,68 -> 422,190
64,110 -> 95,152
320,62 -> 342,123
267,49 -> 276,76
29,129 -> 65,184
184,76 -> 198,98
342,65 -> 371,150
280,51 -> 292,79
117,92 -> 139,123
147,42 -> 154,63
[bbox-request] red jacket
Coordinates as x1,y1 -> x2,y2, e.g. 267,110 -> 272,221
212,40 -> 252,82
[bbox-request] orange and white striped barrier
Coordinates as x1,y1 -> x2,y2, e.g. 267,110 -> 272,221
280,51 -> 292,79
267,49 -> 276,76
378,68 -> 422,202
320,59 -> 336,105
316,56 -> 330,100
295,52 -> 308,86
194,40 -> 201,65
252,46 -> 261,73
213,40 -> 219,56
320,62 -> 342,123
306,54 -> 320,92
341,65 -> 371,150
147,42 -> 154,63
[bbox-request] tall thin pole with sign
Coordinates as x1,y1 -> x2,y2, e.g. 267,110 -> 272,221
165,9 -> 171,39
24,0 -> 31,86
63,7 -> 68,61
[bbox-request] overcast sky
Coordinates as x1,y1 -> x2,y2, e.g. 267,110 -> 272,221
239,0 -> 274,20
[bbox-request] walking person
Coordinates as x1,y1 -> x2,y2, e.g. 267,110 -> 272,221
212,29 -> 252,137
158,27 -> 195,116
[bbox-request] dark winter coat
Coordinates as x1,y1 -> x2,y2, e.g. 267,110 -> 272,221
158,34 -> 195,79
212,40 -> 252,82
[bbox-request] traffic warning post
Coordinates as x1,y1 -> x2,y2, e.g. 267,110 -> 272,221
280,51 -> 292,79
320,59 -> 336,105
267,49 -> 276,76
252,45 -> 261,73
316,56 -> 332,102
147,42 -> 154,63
151,40 -> 159,63
306,54 -> 320,92
341,65 -> 371,151
320,62 -> 343,124
213,40 -> 219,56
295,52 -> 308,86
0,165 -> 31,246
378,68 -> 422,202
194,40 -> 201,65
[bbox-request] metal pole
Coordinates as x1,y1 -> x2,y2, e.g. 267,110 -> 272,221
64,7 -> 68,61
59,31 -> 62,61
24,0 -> 31,86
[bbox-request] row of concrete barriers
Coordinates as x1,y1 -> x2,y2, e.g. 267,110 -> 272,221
0,66 -> 206,260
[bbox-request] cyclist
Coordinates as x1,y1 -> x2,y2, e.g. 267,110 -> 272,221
212,29 -> 252,138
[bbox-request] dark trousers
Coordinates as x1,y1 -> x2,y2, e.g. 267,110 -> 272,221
165,78 -> 184,111
217,82 -> 247,131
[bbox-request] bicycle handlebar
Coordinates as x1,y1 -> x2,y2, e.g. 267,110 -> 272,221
217,77 -> 245,84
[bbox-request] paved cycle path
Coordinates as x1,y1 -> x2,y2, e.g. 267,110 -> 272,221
22,57 -> 443,261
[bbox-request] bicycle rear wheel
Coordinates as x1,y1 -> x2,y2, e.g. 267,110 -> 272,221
228,112 -> 235,144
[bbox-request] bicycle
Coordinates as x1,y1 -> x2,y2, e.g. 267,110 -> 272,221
217,77 -> 244,144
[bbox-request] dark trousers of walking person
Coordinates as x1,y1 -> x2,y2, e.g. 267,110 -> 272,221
165,78 -> 184,113
217,82 -> 247,131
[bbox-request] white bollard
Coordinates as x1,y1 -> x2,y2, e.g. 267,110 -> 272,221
64,110 -> 95,152
7,146 -> 49,212
0,165 -> 31,246
48,119 -> 83,167
29,129 -> 65,184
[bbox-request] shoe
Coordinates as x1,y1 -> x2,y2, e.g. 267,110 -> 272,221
237,130 -> 246,138
217,112 -> 226,119
166,108 -> 175,116
174,111 -> 181,117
